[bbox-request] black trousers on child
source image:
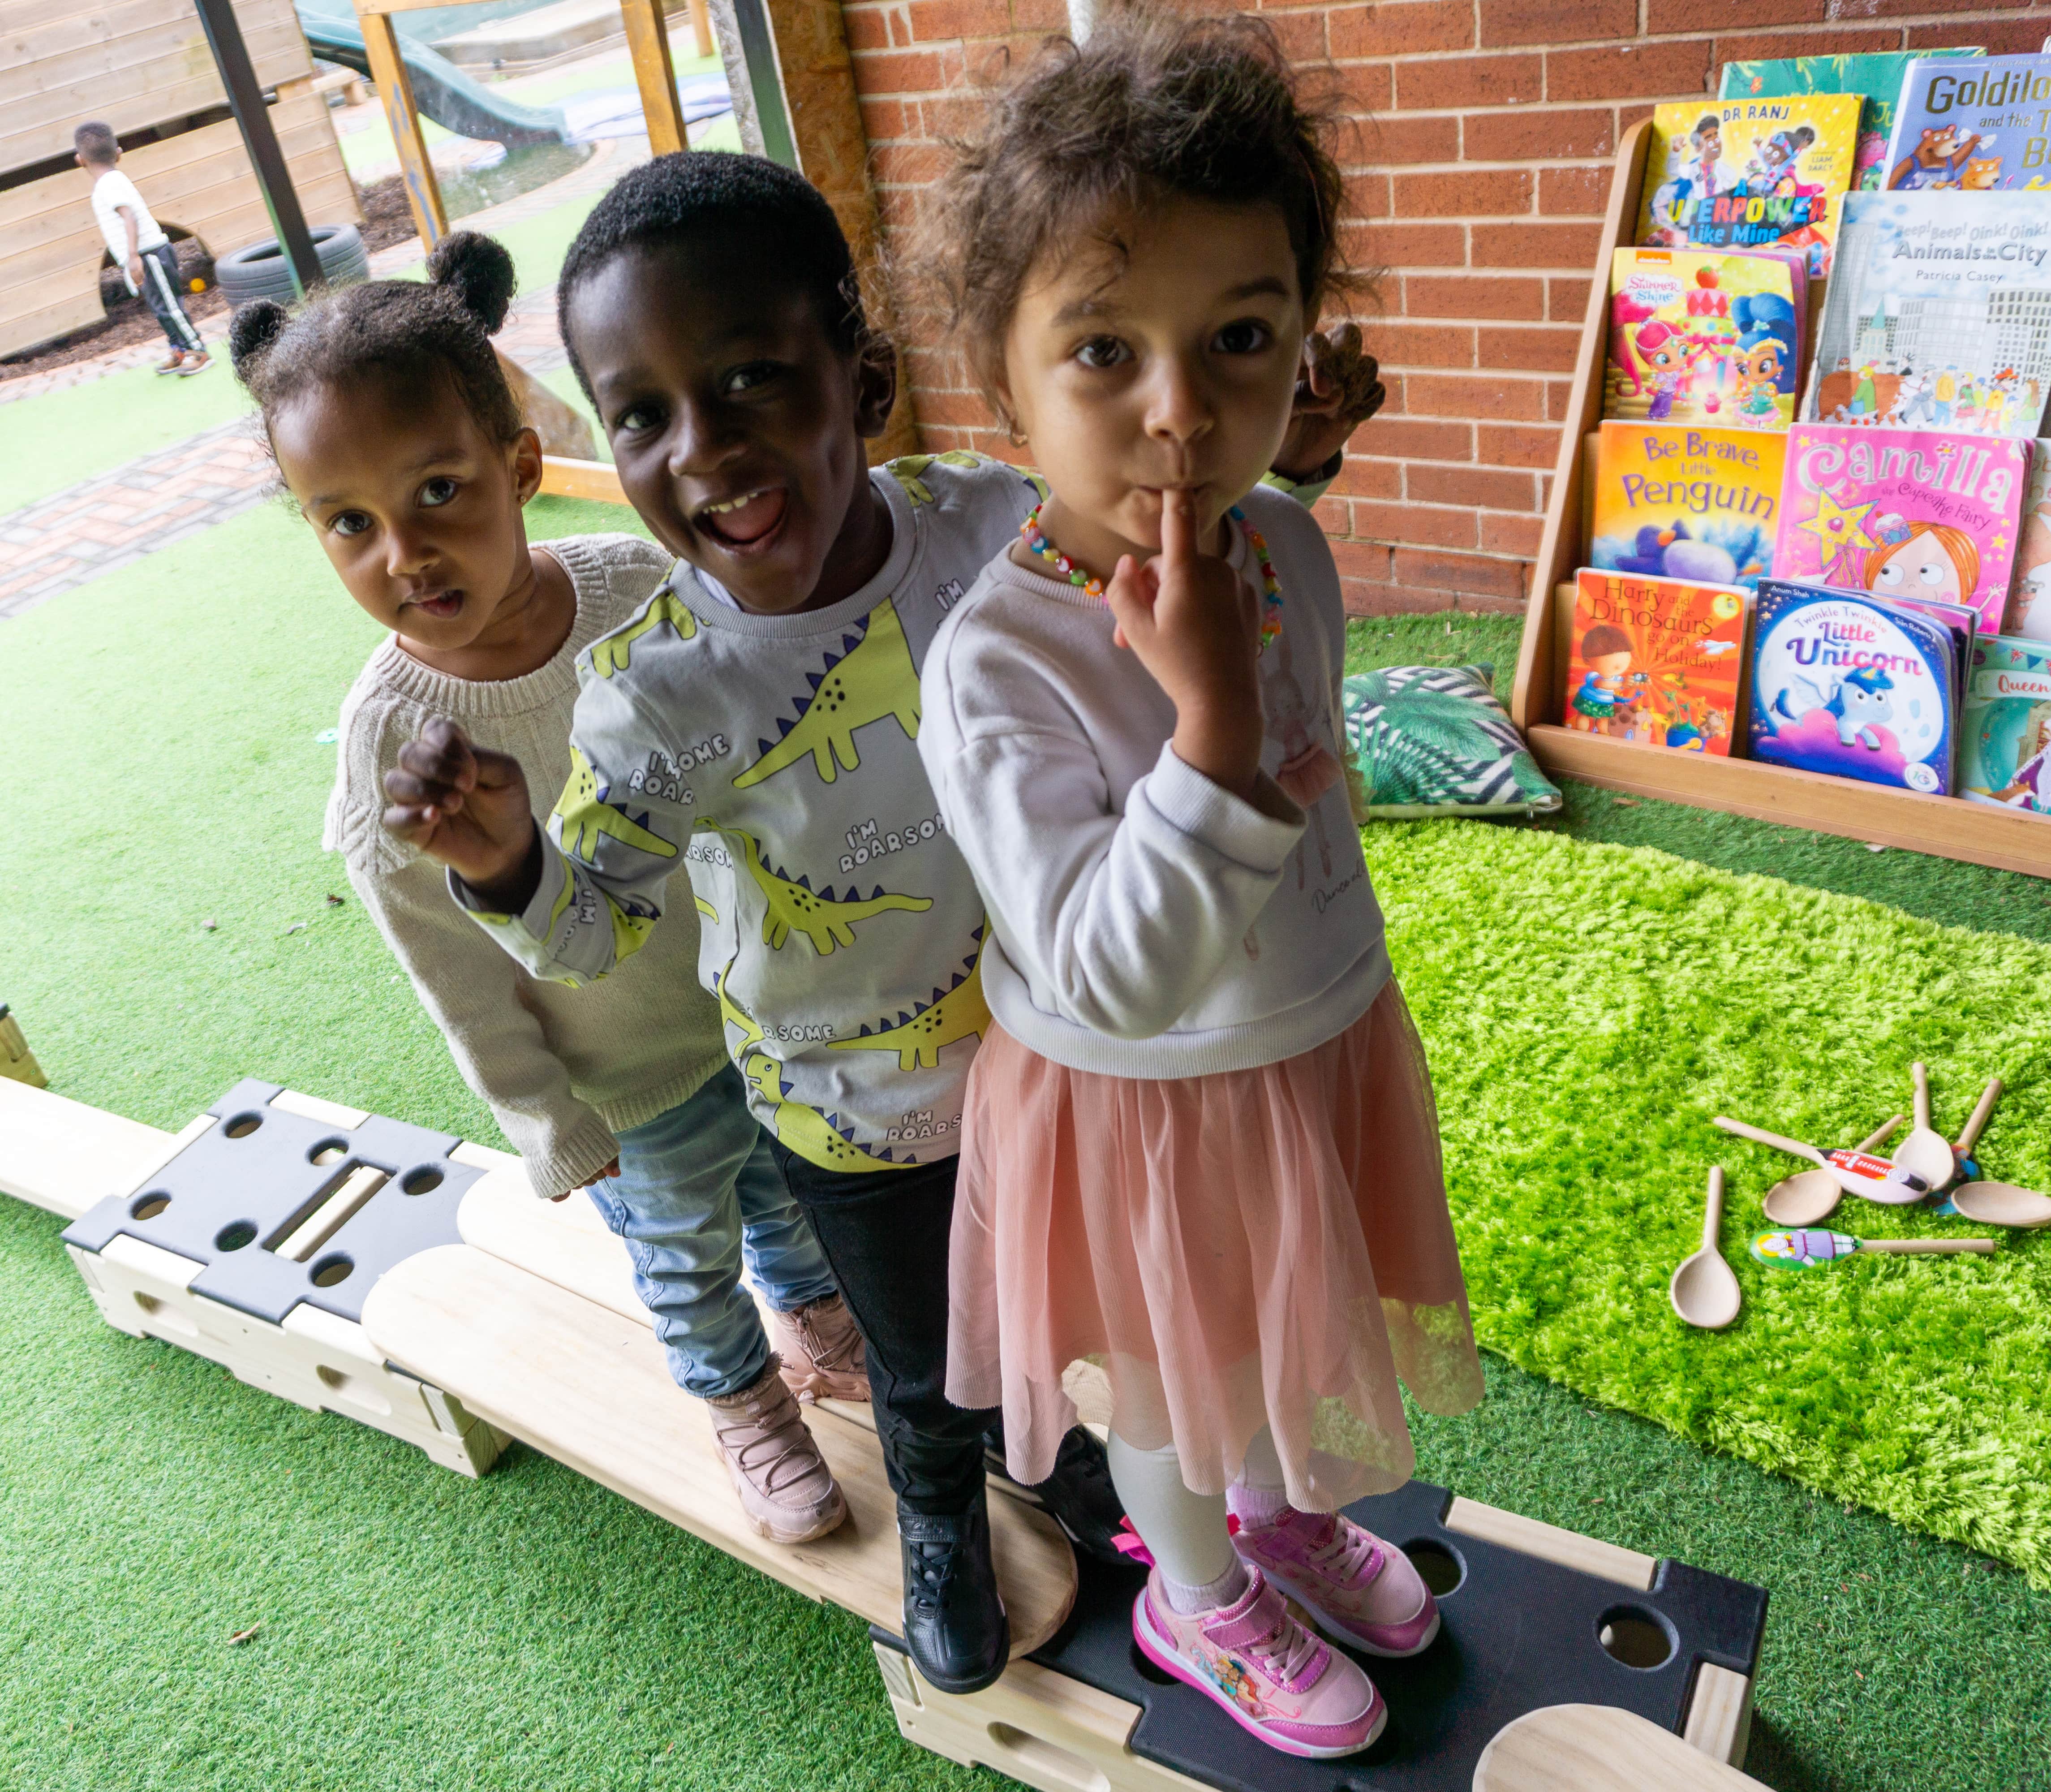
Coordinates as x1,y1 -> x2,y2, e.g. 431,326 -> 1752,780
770,1145 -> 994,1516
133,242 -> 204,354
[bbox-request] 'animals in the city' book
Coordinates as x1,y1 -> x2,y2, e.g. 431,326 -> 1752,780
1606,248 -> 1802,429
1589,422 -> 1786,593
1773,424 -> 2026,635
1960,633 -> 2051,810
1721,50 -> 1982,192
1886,55 -> 2051,193
1564,570 -> 1748,754
1638,95 -> 1861,276
1747,580 -> 1957,792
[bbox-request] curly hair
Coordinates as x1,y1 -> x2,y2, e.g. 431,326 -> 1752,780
918,3 -> 1356,429
228,231 -> 524,458
555,151 -> 871,400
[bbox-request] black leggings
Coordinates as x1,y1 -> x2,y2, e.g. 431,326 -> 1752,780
770,1146 -> 993,1516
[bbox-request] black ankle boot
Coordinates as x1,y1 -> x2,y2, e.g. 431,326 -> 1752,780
898,1490 -> 1008,1693
987,1418 -> 1130,1568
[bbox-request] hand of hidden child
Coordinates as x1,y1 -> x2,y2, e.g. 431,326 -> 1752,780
1105,489 -> 1264,802
383,716 -> 541,909
1275,323 -> 1385,481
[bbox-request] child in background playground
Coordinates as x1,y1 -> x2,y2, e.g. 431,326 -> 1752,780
377,151 -> 1380,1698
916,13 -> 1484,1758
228,233 -> 869,1550
73,121 -> 210,377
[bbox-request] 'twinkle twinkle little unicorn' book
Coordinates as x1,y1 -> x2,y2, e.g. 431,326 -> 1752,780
1772,423 -> 2027,634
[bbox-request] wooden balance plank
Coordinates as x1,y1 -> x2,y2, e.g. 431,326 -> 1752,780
0,1078 -> 200,1222
1474,1702 -> 1767,1791
358,1242 -> 1079,1654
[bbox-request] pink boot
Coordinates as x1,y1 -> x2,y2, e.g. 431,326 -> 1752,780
1231,1508 -> 1439,1658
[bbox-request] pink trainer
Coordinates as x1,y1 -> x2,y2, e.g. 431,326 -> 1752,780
1131,1564 -> 1385,1759
1230,1508 -> 1440,1658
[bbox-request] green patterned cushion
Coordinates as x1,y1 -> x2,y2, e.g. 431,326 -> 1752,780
1341,663 -> 1562,818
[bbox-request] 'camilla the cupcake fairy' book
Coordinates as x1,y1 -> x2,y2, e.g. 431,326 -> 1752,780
1772,423 -> 2027,634
1605,248 -> 1802,429
1564,570 -> 1749,754
1589,422 -> 1786,593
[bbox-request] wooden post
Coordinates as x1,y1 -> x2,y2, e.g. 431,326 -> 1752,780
619,0 -> 688,157
684,0 -> 714,61
356,4 -> 447,250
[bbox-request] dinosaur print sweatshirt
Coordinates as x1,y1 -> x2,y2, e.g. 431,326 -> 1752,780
453,454 -> 1336,1174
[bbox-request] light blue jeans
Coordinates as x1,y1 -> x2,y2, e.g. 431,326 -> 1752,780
586,1063 -> 838,1399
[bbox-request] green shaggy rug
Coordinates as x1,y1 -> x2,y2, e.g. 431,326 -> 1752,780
1372,822 -> 2051,1587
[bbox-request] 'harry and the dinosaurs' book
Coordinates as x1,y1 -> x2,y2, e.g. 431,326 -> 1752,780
1564,570 -> 1749,754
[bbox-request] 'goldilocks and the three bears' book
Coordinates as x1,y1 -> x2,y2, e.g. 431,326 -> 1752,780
1606,248 -> 1802,429
1564,570 -> 1749,754
1960,633 -> 2051,810
1720,50 -> 1983,191
1804,190 -> 2051,440
1772,424 -> 2028,634
1589,422 -> 1786,592
1638,95 -> 1862,276
1747,579 -> 1958,792
1886,55 -> 2051,192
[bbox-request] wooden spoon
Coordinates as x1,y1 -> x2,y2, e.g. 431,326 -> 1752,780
1761,1117 -> 1905,1226
1712,1116 -> 1931,1204
1896,1063 -> 1958,1190
1670,1167 -> 1741,1329
1952,1077 -> 2004,1179
1948,1181 -> 2051,1228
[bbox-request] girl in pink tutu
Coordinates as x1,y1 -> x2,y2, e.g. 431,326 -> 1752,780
916,7 -> 1484,1760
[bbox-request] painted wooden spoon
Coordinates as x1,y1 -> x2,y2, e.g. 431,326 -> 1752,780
1712,1116 -> 1933,1205
1896,1063 -> 1959,1191
1760,1116 -> 1905,1227
1750,1229 -> 1997,1269
1670,1167 -> 1741,1329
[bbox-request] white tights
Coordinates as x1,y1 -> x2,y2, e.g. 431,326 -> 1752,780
1106,1426 -> 1289,1607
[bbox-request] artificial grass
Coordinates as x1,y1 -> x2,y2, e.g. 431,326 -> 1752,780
5,508 -> 2051,1785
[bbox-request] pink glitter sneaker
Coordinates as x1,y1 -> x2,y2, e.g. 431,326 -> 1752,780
1230,1509 -> 1440,1658
1131,1564 -> 1385,1759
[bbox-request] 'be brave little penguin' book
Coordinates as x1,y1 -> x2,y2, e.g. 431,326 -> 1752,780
1590,423 -> 1786,593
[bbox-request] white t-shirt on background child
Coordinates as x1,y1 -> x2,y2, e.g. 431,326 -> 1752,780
90,168 -> 169,267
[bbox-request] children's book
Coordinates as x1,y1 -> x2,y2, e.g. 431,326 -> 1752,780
1563,570 -> 1748,754
1588,422 -> 1786,593
2009,437 -> 2051,638
1605,248 -> 1802,430
1720,50 -> 1983,192
1773,424 -> 2027,634
1806,190 -> 2051,440
1747,579 -> 1958,792
1638,95 -> 1861,276
1886,55 -> 2051,193
1960,633 -> 2051,810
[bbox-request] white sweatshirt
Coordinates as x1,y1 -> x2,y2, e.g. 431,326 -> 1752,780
918,480 -> 1388,1079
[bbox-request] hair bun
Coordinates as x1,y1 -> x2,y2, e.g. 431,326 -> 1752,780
427,230 -> 516,335
228,299 -> 290,379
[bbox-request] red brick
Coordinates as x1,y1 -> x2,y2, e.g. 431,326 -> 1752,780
919,94 -> 989,136
1713,29 -> 1898,64
1548,276 -> 1595,323
1354,502 -> 1479,550
1367,321 -> 1476,369
1337,60 -> 1393,116
1394,546 -> 1529,600
1471,221 -> 1606,269
1330,537 -> 1394,582
1540,165 -> 1612,215
1011,0 -> 1066,26
1545,39 -> 1712,104
844,5 -> 893,51
1406,372 -> 1547,421
1344,580 -> 1453,617
1478,325 -> 1580,374
1344,172 -> 1393,220
1647,0 -> 1823,29
1356,417 -> 1473,461
1397,53 -> 1541,112
1480,513 -> 1546,557
1910,18 -> 2051,55
1354,221 -> 1467,268
1404,275 -> 1545,321
1329,0 -> 1473,59
858,96 -> 911,140
1330,455 -> 1403,499
905,0 -> 1011,39
1314,494 -> 1357,537
1863,0 -> 2008,13
1463,107 -> 1615,163
1478,422 -> 1564,470
1394,169 -> 1534,218
849,47 -> 949,91
1256,9 -> 1331,60
1618,101 -> 1658,134
1357,114 -> 1461,165
1546,379 -> 1576,422
1482,0 -> 1634,48
1406,464 -> 1539,510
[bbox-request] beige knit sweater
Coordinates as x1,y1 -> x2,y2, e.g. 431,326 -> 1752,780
322,532 -> 726,1198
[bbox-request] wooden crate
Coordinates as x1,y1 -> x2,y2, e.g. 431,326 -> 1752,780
1507,121 -> 2051,880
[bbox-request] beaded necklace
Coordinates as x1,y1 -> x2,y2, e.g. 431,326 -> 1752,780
1018,500 -> 1283,650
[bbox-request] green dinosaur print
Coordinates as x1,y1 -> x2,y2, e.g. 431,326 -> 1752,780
740,1051 -> 895,1173
694,892 -> 718,921
731,598 -> 921,788
884,450 -> 988,508
712,958 -> 765,1056
721,828 -> 930,954
589,591 -> 696,680
833,950 -> 990,1073
553,746 -> 677,863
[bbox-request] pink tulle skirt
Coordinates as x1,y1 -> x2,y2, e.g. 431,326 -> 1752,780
947,981 -> 1484,1513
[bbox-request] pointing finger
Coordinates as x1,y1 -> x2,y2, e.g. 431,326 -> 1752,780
1159,488 -> 1199,571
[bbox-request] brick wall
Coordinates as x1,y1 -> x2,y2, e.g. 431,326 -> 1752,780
845,0 -> 2051,616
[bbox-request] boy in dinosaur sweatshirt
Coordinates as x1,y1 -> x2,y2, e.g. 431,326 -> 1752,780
382,152 -> 1378,1694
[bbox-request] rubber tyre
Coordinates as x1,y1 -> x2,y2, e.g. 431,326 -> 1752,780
215,224 -> 370,307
